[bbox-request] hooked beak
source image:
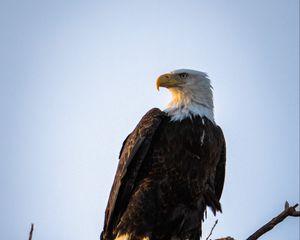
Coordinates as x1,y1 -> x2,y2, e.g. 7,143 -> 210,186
156,73 -> 180,91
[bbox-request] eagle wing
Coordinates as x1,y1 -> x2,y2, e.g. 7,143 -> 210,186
214,127 -> 226,201
101,108 -> 165,240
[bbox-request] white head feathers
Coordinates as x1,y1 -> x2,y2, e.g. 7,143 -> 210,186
160,69 -> 214,122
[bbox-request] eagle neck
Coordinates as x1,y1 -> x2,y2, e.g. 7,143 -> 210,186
164,88 -> 215,123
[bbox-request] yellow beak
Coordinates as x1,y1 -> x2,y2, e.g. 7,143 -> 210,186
156,73 -> 179,91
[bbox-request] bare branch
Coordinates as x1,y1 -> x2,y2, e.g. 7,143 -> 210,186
28,223 -> 34,240
246,202 -> 299,240
215,202 -> 299,240
205,220 -> 218,240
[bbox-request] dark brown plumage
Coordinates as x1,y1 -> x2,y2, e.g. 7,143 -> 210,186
101,108 -> 226,240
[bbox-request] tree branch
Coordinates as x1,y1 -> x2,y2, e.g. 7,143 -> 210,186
215,201 -> 299,240
246,202 -> 299,240
205,220 -> 218,240
28,223 -> 34,240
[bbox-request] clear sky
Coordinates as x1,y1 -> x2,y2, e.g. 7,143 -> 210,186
0,0 -> 299,239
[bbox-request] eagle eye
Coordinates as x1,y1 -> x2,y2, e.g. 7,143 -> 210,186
178,72 -> 188,79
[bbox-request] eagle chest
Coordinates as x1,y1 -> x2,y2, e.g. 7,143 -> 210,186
150,117 -> 214,202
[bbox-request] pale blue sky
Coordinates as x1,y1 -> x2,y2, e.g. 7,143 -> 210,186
0,1 -> 299,239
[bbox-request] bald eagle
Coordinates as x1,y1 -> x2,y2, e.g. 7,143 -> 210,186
101,69 -> 226,240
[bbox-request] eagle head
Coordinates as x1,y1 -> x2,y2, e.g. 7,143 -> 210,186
156,69 -> 214,122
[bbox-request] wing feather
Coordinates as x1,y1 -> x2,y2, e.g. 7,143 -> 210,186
215,128 -> 226,201
101,108 -> 165,240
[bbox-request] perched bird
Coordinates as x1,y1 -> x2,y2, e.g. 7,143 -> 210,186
101,69 -> 226,240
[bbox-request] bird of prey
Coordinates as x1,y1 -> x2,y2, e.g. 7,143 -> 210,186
101,69 -> 226,240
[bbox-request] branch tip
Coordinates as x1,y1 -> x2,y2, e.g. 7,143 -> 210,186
28,223 -> 34,240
